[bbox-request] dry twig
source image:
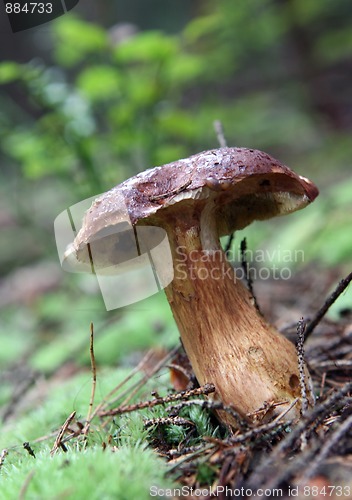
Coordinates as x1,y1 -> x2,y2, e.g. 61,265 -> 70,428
144,416 -> 195,428
240,237 -> 261,313
95,346 -> 181,426
167,398 -> 247,429
299,412 -> 352,485
296,318 -> 310,449
0,449 -> 8,470
213,119 -> 228,148
23,442 -> 35,459
50,411 -> 76,456
305,271 -> 352,341
99,384 -> 215,417
82,323 -> 97,436
247,381 -> 352,491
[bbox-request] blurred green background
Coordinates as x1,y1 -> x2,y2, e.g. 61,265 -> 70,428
0,0 -> 351,418
0,1 -> 351,496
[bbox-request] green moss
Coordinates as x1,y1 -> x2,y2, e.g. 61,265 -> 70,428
1,445 -> 173,500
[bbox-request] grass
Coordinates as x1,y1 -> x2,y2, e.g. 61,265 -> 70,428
0,365 -> 177,499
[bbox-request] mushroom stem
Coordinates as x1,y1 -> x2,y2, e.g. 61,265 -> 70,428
163,210 -> 310,425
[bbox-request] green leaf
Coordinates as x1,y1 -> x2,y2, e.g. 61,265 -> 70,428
157,110 -> 197,140
292,0 -> 332,25
115,31 -> 177,63
315,27 -> 352,63
125,74 -> 159,106
53,15 -> 108,67
167,54 -> 203,84
184,13 -> 221,43
0,62 -> 21,84
77,66 -> 122,102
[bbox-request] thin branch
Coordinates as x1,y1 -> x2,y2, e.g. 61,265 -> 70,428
92,346 -> 180,424
247,381 -> 352,490
224,232 -> 234,254
50,411 -> 76,456
299,412 -> 352,484
88,349 -> 155,421
168,443 -> 205,458
83,323 -> 97,435
144,416 -> 195,428
99,384 -> 215,417
310,359 -> 352,370
296,318 -> 309,448
167,443 -> 217,473
213,120 -> 228,148
260,440 -> 321,494
272,398 -> 299,423
99,347 -> 182,431
296,319 -> 310,415
167,399 -> 247,430
0,449 -> 8,471
305,271 -> 352,341
227,419 -> 292,446
240,238 -> 261,313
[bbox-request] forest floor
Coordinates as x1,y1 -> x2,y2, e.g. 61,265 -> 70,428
0,264 -> 351,499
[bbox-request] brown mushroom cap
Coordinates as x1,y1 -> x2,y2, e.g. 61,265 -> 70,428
64,147 -> 318,270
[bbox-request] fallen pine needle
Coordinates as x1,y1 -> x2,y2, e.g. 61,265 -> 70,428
99,384 -> 215,417
83,322 -> 97,435
50,411 -> 76,456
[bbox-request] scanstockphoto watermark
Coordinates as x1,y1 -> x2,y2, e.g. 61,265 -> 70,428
175,245 -> 305,282
150,485 -> 285,497
150,484 -> 352,497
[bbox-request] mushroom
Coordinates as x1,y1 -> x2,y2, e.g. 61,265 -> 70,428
63,147 -> 318,425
